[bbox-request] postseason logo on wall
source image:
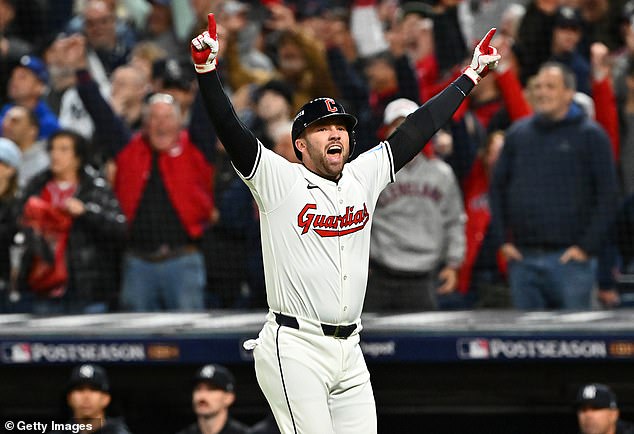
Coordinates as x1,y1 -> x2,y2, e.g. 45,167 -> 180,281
457,338 -> 608,360
1,341 -> 146,364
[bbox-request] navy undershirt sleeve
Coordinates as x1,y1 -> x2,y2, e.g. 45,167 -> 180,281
388,75 -> 474,172
196,71 -> 259,176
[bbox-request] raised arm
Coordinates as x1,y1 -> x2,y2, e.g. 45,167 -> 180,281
191,13 -> 259,176
389,29 -> 500,172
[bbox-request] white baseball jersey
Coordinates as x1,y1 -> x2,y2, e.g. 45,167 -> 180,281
237,140 -> 395,325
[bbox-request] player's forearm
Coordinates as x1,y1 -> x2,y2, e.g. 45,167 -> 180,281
389,75 -> 474,171
196,71 -> 259,175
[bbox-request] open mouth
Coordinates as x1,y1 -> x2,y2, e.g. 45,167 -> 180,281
327,144 -> 342,155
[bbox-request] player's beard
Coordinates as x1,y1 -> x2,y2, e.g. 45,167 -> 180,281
304,138 -> 349,180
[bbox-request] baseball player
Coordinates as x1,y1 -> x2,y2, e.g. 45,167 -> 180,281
191,13 -> 499,434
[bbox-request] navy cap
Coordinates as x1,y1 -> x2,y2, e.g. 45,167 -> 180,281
576,383 -> 618,409
256,79 -> 294,107
291,97 -> 357,160
194,364 -> 235,393
555,6 -> 583,29
18,55 -> 49,84
67,364 -> 110,393
153,58 -> 193,91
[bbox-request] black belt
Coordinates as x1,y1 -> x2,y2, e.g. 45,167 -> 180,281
129,244 -> 199,262
274,312 -> 357,339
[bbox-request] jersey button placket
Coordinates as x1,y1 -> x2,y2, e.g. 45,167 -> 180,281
336,184 -> 346,317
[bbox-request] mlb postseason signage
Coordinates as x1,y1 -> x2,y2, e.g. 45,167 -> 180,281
1,335 -> 633,365
2,311 -> 634,364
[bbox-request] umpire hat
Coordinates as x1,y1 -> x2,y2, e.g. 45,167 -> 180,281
291,97 -> 357,161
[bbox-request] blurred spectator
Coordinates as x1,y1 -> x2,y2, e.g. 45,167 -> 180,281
458,130 -> 510,308
362,51 -> 419,143
1,105 -> 49,188
575,383 -> 634,434
612,193 -> 634,306
175,364 -> 249,434
366,98 -> 465,312
43,34 -> 82,114
141,0 -> 183,62
514,0 -> 559,85
349,0 -> 389,59
63,34 -> 215,312
129,41 -> 167,85
152,58 -> 196,126
188,0 -> 224,41
427,0 -> 469,75
0,137 -> 20,310
14,130 -> 126,314
550,6 -> 591,96
265,3 -> 341,112
0,0 -> 32,105
618,60 -> 634,196
0,55 -> 60,140
79,0 -> 137,94
577,0 -> 629,58
218,0 -> 274,72
49,364 -> 132,434
252,79 -> 295,152
395,3 -> 440,103
110,64 -> 150,130
113,94 -> 213,312
489,62 -> 619,310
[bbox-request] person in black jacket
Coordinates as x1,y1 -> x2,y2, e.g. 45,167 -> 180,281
576,383 -> 634,434
48,364 -> 132,434
15,129 -> 126,314
0,137 -> 21,311
176,364 -> 249,434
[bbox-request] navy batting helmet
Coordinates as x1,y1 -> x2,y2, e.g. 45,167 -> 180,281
291,97 -> 357,161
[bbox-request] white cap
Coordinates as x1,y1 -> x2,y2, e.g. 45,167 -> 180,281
0,137 -> 21,169
383,98 -> 419,125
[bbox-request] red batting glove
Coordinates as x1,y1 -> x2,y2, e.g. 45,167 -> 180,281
191,13 -> 219,74
463,28 -> 501,85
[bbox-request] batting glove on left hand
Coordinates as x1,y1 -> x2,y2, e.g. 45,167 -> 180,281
191,13 -> 219,74
464,28 -> 501,85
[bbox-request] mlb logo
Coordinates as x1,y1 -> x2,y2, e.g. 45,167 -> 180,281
457,338 -> 490,359
2,343 -> 32,363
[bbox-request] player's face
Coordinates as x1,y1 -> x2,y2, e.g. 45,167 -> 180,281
577,406 -> 618,434
298,118 -> 350,180
192,382 -> 234,418
67,386 -> 110,419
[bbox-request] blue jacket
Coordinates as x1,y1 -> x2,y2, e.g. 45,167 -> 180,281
0,100 -> 59,140
489,104 -> 619,255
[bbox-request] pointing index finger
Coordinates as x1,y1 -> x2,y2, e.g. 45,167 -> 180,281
207,13 -> 217,40
479,28 -> 496,54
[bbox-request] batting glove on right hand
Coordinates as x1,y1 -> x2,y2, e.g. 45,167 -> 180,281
463,28 -> 501,85
191,13 -> 219,74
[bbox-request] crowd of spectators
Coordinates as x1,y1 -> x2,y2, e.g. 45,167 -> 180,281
0,0 -> 633,314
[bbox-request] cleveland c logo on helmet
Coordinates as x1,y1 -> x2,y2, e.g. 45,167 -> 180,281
291,98 -> 358,161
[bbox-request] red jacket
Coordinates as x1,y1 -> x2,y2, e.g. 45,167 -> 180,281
114,130 -> 214,238
458,159 -> 507,293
